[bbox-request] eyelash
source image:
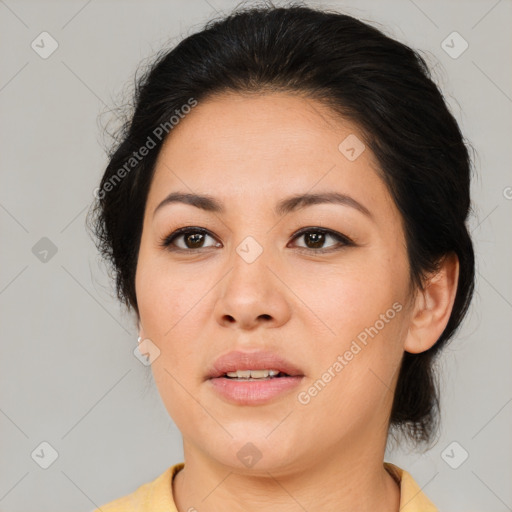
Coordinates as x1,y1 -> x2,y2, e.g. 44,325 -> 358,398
159,226 -> 355,254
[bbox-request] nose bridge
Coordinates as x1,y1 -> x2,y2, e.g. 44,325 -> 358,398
227,231 -> 273,297
213,228 -> 290,329
227,208 -> 274,275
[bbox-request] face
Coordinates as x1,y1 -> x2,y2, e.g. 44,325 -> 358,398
135,91 -> 415,475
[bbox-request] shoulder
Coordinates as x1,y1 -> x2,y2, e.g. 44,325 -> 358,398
92,463 -> 184,512
384,462 -> 439,512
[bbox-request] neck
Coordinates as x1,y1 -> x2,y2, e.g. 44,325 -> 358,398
173,437 -> 400,512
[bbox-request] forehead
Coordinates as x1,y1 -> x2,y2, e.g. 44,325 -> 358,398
156,91 -> 367,165
148,92 -> 395,218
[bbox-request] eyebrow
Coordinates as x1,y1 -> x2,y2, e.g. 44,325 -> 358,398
153,191 -> 372,219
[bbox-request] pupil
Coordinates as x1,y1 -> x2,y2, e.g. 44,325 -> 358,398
306,232 -> 325,249
186,233 -> 204,248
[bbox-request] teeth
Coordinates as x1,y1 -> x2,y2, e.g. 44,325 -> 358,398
225,369 -> 281,379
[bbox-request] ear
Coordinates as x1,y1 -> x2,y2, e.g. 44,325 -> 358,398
404,252 -> 459,354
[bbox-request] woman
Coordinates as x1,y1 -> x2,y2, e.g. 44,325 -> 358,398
89,3 -> 475,511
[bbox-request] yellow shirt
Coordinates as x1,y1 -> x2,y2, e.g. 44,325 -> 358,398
93,461 -> 438,511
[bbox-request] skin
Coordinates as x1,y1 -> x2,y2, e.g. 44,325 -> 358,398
135,91 -> 459,512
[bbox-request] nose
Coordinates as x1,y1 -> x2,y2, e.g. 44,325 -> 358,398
213,246 -> 292,331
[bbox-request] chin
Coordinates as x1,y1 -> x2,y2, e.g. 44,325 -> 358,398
201,432 -> 301,474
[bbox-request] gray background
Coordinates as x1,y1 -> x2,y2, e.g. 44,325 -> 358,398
1,0 -> 511,510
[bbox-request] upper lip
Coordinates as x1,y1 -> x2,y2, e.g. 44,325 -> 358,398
206,350 -> 304,379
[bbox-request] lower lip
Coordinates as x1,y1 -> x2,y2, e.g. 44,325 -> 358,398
208,376 -> 304,405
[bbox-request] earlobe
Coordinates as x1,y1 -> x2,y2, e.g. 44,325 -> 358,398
137,319 -> 146,341
404,252 -> 459,354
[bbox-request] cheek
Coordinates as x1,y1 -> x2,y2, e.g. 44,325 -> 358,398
306,258 -> 407,400
135,252 -> 215,396
136,252 -> 207,339
292,249 -> 408,339
291,250 -> 409,410
136,256 -> 205,421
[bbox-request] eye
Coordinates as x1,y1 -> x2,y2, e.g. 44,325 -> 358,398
160,227 -> 221,251
289,227 -> 354,253
160,226 -> 354,253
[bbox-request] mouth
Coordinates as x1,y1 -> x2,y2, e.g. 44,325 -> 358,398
222,369 -> 293,380
206,351 -> 305,405
206,350 -> 304,379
